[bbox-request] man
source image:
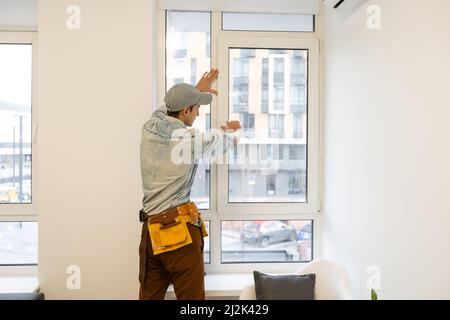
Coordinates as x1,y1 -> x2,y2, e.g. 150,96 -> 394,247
139,69 -> 240,300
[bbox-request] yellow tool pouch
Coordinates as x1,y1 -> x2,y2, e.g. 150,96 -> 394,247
148,215 -> 193,255
200,221 -> 208,238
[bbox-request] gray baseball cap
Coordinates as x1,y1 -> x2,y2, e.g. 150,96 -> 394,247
164,83 -> 212,112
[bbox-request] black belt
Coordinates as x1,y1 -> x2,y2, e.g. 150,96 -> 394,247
139,206 -> 203,227
139,209 -> 149,222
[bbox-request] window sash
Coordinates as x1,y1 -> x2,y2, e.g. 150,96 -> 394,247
158,0 -> 320,15
0,32 -> 38,217
217,35 -> 320,215
0,219 -> 38,266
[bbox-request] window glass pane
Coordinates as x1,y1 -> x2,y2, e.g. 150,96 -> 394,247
0,44 -> 32,204
166,11 -> 211,209
203,220 -> 210,264
221,220 -> 312,263
293,113 -> 303,139
222,13 -> 314,32
0,221 -> 37,265
229,48 -> 307,203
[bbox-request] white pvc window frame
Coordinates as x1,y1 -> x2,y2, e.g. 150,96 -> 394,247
0,31 -> 38,219
158,10 -> 322,274
0,32 -> 38,269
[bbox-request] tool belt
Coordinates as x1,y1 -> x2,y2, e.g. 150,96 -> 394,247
141,202 -> 208,255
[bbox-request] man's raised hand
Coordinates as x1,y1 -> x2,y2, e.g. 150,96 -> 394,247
196,69 -> 219,95
220,121 -> 241,132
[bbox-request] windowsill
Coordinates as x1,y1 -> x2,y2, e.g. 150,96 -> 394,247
165,273 -> 255,299
0,274 -> 254,298
0,275 -> 39,294
0,265 -> 39,293
0,273 -> 278,299
0,271 -> 254,298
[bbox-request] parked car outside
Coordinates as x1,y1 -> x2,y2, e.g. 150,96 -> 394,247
296,222 -> 312,241
296,222 -> 312,261
240,221 -> 297,247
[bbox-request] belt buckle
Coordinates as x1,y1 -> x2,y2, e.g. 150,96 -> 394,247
139,209 -> 147,222
191,218 -> 202,227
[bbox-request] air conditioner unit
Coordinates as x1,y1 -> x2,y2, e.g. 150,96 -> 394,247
322,0 -> 368,13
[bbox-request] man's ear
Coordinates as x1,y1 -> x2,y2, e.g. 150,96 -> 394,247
182,106 -> 190,115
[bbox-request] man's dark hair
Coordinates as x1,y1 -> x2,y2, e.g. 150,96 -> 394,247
167,104 -> 195,118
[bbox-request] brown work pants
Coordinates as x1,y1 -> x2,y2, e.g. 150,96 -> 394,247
138,220 -> 205,300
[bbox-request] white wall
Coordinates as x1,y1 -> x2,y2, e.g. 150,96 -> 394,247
38,0 -> 153,299
323,0 -> 450,299
0,0 -> 37,28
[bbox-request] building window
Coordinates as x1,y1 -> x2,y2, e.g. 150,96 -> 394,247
239,112 -> 255,138
289,145 -> 303,160
290,53 -> 307,114
291,85 -> 305,114
293,113 -> 303,139
266,175 -> 276,196
232,72 -> 249,111
273,58 -> 285,111
190,57 -> 197,86
288,170 -> 306,196
232,58 -> 250,112
291,56 -> 305,83
268,114 -> 285,138
233,58 -> 249,76
232,83 -> 248,113
274,58 -> 284,73
288,172 -> 301,195
261,58 -> 269,113
277,145 -> 285,160
273,85 -> 284,110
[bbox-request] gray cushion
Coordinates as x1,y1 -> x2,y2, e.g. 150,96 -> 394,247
253,271 -> 315,300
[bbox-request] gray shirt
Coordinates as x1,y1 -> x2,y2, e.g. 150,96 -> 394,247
140,105 -> 235,215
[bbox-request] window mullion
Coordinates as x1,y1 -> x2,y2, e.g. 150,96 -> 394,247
210,11 -> 222,269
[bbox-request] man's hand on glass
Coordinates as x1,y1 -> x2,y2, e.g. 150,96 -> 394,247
196,69 -> 219,95
221,121 -> 241,145
221,121 -> 241,132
